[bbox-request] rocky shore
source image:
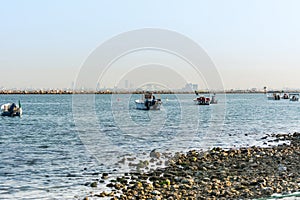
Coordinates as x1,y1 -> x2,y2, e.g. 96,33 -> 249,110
85,133 -> 300,200
0,89 -> 175,94
3,89 -> 300,95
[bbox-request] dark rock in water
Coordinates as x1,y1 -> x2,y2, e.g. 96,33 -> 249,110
90,182 -> 97,187
106,183 -> 114,187
101,173 -> 109,179
150,149 -> 161,159
102,172 -> 109,176
293,132 -> 300,138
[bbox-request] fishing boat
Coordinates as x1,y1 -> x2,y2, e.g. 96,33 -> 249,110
267,93 -> 281,100
193,96 -> 210,105
193,91 -> 211,105
289,93 -> 299,102
1,100 -> 22,117
135,92 -> 162,110
282,93 -> 289,99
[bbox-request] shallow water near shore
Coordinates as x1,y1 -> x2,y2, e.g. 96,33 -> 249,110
0,94 -> 300,199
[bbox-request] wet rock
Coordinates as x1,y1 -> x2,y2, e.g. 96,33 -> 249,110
150,149 -> 161,159
90,132 -> 300,200
90,182 -> 97,187
152,190 -> 161,195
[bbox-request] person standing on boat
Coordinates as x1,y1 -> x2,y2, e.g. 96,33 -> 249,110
152,95 -> 155,106
8,103 -> 16,116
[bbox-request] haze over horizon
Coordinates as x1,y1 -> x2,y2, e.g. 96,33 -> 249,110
1,1 -> 300,90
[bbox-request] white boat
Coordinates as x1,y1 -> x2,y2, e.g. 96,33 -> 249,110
289,93 -> 299,102
267,93 -> 281,100
135,92 -> 162,110
1,100 -> 22,117
193,96 -> 210,105
282,93 -> 289,99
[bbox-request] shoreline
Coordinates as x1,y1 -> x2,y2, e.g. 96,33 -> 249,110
1,89 -> 300,95
85,132 -> 300,200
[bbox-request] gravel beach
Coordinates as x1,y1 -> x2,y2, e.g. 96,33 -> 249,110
86,132 -> 300,200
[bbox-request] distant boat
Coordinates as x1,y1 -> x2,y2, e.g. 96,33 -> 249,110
267,93 -> 281,100
282,93 -> 289,99
289,93 -> 299,102
193,96 -> 210,105
135,92 -> 162,110
1,100 -> 22,117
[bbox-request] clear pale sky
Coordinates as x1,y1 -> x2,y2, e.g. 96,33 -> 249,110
0,0 -> 300,90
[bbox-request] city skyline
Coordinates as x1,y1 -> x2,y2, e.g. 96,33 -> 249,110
1,1 -> 300,90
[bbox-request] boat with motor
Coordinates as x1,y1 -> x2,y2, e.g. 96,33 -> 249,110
289,93 -> 299,102
135,92 -> 162,110
267,93 -> 281,100
282,93 -> 289,99
193,91 -> 211,105
1,100 -> 22,117
193,96 -> 210,105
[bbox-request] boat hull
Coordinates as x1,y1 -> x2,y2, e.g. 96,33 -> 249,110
267,93 -> 281,100
1,103 -> 22,117
1,111 -> 22,117
193,97 -> 210,105
135,100 -> 161,110
194,101 -> 210,105
289,94 -> 299,102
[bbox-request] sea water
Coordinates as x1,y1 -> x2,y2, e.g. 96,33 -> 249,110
0,94 -> 300,199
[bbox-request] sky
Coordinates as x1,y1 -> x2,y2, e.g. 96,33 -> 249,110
0,0 -> 300,90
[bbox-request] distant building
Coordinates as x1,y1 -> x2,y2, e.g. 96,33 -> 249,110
192,84 -> 198,91
182,83 -> 198,92
130,83 -> 134,89
125,80 -> 129,88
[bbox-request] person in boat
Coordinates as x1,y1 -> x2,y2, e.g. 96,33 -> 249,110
152,95 -> 155,106
200,96 -> 205,104
145,99 -> 150,110
8,103 -> 16,116
3,104 -> 8,111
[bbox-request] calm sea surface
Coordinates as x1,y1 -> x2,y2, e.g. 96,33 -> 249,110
1,94 -> 300,199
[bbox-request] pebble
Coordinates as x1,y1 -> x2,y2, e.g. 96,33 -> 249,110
89,132 -> 300,199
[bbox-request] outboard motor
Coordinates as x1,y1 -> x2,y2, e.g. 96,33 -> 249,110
8,103 -> 16,114
145,100 -> 150,110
